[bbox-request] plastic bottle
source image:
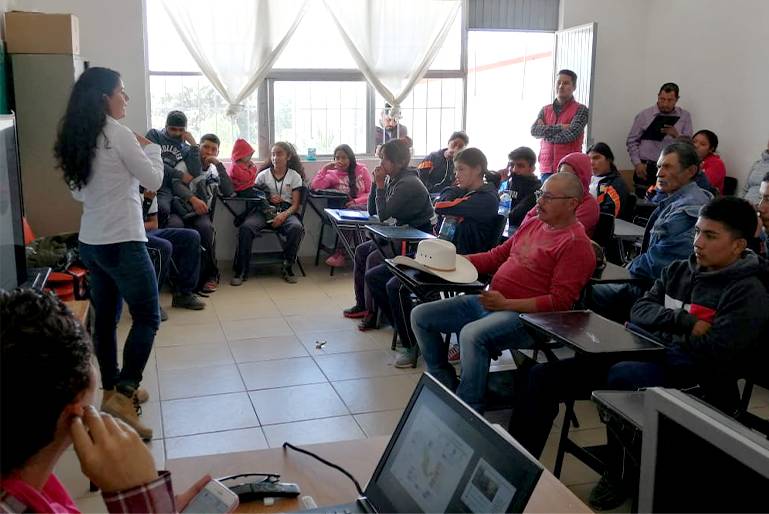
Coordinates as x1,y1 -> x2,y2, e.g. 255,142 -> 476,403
498,190 -> 512,217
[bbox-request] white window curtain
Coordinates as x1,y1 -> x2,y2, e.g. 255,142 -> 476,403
322,0 -> 461,116
160,0 -> 309,116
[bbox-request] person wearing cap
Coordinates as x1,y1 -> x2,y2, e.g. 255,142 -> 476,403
374,103 -> 411,153
145,110 -> 202,228
411,172 -> 596,413
417,131 -> 469,193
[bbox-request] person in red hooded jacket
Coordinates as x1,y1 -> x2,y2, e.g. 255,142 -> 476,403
522,152 -> 600,236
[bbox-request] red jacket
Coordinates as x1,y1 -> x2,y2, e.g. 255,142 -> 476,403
228,139 -> 257,192
701,153 -> 726,194
539,98 -> 585,172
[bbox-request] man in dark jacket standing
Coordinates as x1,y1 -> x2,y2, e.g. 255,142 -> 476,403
508,196 -> 769,509
417,131 -> 469,193
145,110 -> 202,228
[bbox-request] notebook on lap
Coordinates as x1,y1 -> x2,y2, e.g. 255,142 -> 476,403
301,373 -> 543,513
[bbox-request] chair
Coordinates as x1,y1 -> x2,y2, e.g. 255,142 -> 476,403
724,176 -> 738,196
592,212 -> 615,250
620,193 -> 637,222
216,186 -> 309,277
492,213 -> 508,246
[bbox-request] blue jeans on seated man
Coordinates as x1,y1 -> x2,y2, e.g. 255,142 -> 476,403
586,282 -> 649,323
411,294 -> 535,412
79,241 -> 160,393
147,228 -> 201,294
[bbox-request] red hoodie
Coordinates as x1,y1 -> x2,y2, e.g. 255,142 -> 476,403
228,139 -> 258,192
523,152 -> 600,236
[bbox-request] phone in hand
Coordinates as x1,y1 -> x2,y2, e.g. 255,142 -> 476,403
182,479 -> 239,513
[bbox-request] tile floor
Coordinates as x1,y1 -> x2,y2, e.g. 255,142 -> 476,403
53,260 -> 769,513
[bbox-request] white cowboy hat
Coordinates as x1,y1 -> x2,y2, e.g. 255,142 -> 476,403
392,239 -> 478,283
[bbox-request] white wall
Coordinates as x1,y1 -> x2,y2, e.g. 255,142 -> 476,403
561,0 -> 769,189
10,0 -> 149,131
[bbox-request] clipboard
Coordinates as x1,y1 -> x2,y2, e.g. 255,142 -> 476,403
640,114 -> 680,141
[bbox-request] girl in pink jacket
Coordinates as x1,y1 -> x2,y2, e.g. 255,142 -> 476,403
311,144 -> 371,267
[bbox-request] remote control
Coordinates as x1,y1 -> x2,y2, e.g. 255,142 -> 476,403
229,481 -> 301,502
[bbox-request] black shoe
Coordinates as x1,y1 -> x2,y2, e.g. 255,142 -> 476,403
281,262 -> 298,284
230,275 -> 244,286
172,293 -> 206,310
159,306 -> 168,322
343,305 -> 368,319
357,313 -> 377,331
589,474 -> 628,511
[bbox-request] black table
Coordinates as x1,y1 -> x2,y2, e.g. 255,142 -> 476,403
385,259 -> 485,299
364,224 -> 435,258
519,310 -> 664,355
592,390 -> 646,430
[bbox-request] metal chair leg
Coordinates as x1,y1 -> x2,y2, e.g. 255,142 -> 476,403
315,219 -> 326,266
554,400 -> 576,478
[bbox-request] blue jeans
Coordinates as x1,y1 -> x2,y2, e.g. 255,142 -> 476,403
80,241 -> 160,392
586,282 -> 648,323
147,228 -> 201,294
411,295 -> 534,412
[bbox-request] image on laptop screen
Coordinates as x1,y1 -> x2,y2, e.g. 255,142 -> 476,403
364,377 -> 542,513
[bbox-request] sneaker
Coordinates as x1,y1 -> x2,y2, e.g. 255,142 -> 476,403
102,387 -> 149,406
343,305 -> 368,319
357,313 -> 377,331
448,344 -> 460,364
201,279 -> 218,294
325,250 -> 347,268
172,293 -> 206,310
588,474 -> 628,511
101,391 -> 153,441
282,262 -> 298,284
394,347 -> 418,368
159,306 -> 168,322
230,275 -> 244,286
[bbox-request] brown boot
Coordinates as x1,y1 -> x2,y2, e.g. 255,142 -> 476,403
101,391 -> 153,441
102,387 -> 150,406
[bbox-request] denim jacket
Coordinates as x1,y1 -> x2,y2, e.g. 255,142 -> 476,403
629,181 -> 711,281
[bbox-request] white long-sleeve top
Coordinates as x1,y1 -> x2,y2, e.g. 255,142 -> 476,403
72,116 -> 163,244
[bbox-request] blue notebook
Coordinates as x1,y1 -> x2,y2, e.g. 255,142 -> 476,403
337,209 -> 370,220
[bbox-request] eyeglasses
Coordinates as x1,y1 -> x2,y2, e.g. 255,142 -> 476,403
758,196 -> 769,207
535,190 -> 575,202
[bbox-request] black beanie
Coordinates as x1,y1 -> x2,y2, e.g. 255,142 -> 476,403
166,110 -> 187,128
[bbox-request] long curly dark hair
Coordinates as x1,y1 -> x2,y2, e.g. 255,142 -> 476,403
54,67 -> 122,190
333,144 -> 358,198
261,141 -> 306,181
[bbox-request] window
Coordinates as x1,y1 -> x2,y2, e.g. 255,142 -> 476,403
273,81 -> 367,155
146,2 -> 463,158
466,31 -> 554,170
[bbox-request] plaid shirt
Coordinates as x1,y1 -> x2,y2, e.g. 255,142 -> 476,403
530,100 -> 590,144
1,472 -> 175,514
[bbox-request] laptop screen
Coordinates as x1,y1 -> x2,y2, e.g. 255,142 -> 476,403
365,375 -> 542,513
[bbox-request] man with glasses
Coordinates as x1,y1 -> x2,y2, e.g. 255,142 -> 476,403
587,142 -> 711,322
496,146 -> 541,229
411,172 -> 596,413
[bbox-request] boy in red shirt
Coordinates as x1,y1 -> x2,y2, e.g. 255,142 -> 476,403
411,173 -> 596,412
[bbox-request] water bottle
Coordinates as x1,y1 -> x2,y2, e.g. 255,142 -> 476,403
498,190 -> 512,217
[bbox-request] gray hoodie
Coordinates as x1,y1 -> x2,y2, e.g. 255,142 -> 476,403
742,149 -> 769,205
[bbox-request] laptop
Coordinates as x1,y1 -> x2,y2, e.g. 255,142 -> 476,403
302,373 -> 543,513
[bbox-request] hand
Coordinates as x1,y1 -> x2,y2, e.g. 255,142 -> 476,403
561,123 -> 570,129
203,155 -> 220,167
189,196 -> 209,215
134,133 -> 152,147
180,172 -> 194,185
182,131 -> 197,146
660,125 -> 679,138
143,190 -> 156,200
271,211 -> 288,227
175,475 -> 212,512
479,290 -> 510,311
691,320 -> 712,337
269,194 -> 283,205
345,200 -> 357,209
634,162 -> 648,180
70,406 -> 157,493
373,166 -> 387,186
536,119 -> 544,125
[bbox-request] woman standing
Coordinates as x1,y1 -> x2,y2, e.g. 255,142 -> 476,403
54,67 -> 163,440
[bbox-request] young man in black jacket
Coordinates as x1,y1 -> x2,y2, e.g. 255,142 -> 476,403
497,146 -> 542,229
508,196 -> 769,509
417,131 -> 469,193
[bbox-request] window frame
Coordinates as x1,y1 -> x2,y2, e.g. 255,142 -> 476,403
145,2 -> 468,160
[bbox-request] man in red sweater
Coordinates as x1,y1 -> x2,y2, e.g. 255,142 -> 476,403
411,173 -> 596,412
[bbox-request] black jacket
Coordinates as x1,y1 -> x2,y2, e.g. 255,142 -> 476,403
435,183 -> 500,254
595,169 -> 631,219
630,252 -> 769,379
418,149 -> 455,193
145,128 -> 202,199
368,168 -> 434,232
499,174 -> 541,228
